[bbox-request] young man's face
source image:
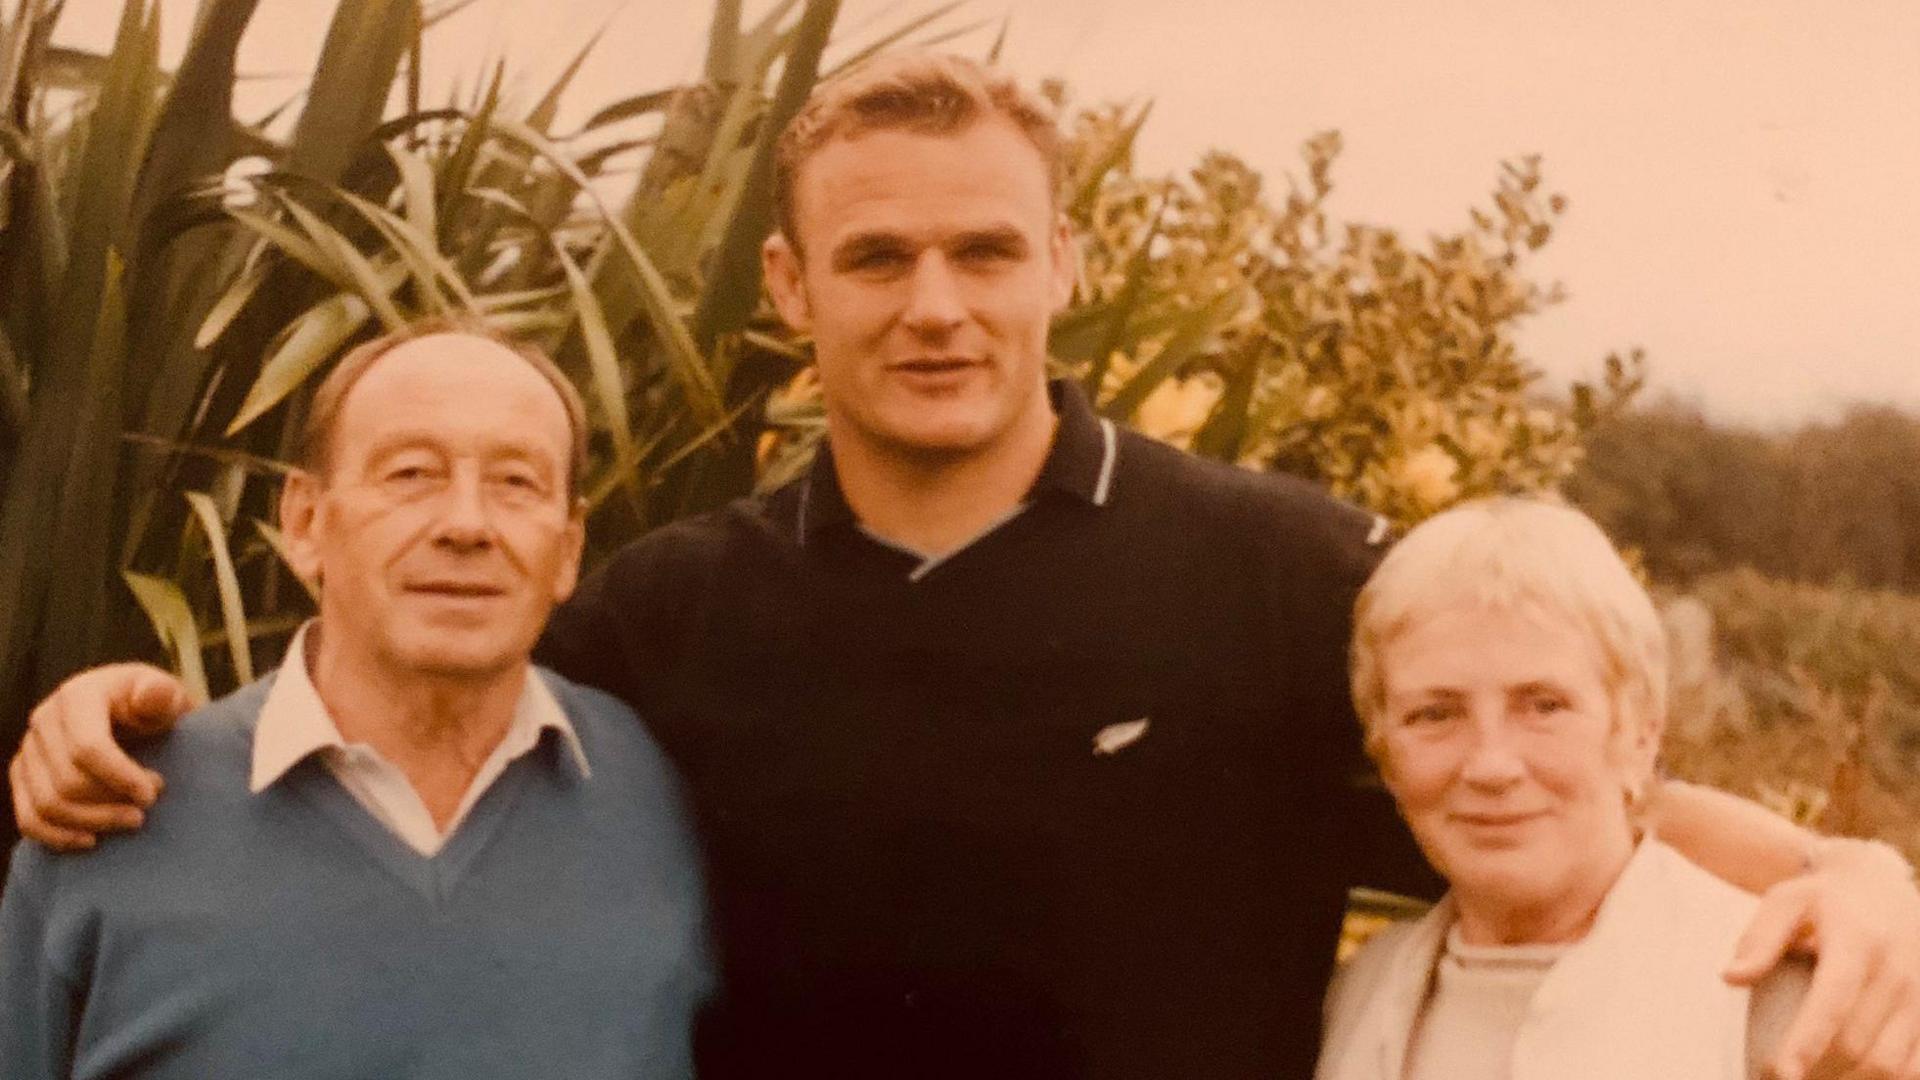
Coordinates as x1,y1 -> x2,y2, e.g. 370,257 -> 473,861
764,117 -> 1074,465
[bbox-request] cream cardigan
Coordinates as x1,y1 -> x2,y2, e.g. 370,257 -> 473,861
1316,839 -> 1763,1080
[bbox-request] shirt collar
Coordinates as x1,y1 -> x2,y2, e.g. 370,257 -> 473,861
249,621 -> 590,793
796,378 -> 1120,541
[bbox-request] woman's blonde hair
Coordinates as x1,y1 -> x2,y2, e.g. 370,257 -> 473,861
1350,497 -> 1668,767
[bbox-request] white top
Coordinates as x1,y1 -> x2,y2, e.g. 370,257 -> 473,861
1318,839 -> 1763,1080
1402,930 -> 1566,1080
248,622 -> 591,856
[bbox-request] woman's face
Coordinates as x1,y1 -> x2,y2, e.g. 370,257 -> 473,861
1376,604 -> 1653,943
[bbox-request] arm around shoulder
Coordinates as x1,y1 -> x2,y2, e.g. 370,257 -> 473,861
1649,779 -> 1815,894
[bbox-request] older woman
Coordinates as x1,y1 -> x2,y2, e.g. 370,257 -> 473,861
1316,497 -> 1805,1080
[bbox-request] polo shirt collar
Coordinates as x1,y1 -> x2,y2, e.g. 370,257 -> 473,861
1029,378 -> 1120,506
796,378 -> 1120,541
249,621 -> 590,793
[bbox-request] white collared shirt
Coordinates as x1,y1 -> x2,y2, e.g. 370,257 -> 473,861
249,623 -> 591,857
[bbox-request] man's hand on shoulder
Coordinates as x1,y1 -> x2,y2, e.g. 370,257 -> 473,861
1726,837 -> 1920,1079
9,662 -> 191,850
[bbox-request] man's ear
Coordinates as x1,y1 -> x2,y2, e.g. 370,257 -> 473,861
1047,214 -> 1077,313
277,470 -> 326,590
552,499 -> 588,604
762,232 -> 811,334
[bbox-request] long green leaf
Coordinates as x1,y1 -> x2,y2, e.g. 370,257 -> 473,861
279,195 -> 406,327
690,0 -> 840,354
227,289 -> 374,435
525,19 -> 608,135
121,571 -> 211,703
34,245 -> 130,689
1190,345 -> 1259,462
226,201 -> 332,278
474,284 -> 568,311
576,88 -> 678,135
185,490 -> 252,683
0,0 -> 158,719
483,309 -> 571,336
1070,101 -> 1153,219
490,116 -> 725,424
287,0 -> 419,184
1083,194 -> 1168,395
386,141 -> 439,247
985,12 -> 1011,63
333,186 -> 466,313
199,613 -> 310,652
582,393 -> 760,513
827,0 -> 966,77
0,0 -> 44,112
705,0 -> 745,84
121,431 -> 295,479
422,0 -> 486,31
194,248 -> 272,348
552,240 -> 639,506
731,0 -> 807,81
126,0 -> 257,239
254,520 -> 318,604
1101,287 -> 1247,420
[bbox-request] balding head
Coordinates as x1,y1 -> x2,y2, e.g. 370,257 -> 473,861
297,317 -> 590,500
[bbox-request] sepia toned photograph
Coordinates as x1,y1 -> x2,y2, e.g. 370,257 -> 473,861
1,1 -> 1916,1076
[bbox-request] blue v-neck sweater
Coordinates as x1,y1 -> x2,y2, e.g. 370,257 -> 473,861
0,671 -> 711,1080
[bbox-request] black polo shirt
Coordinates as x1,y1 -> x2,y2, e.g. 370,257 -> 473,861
537,381 -> 1436,1080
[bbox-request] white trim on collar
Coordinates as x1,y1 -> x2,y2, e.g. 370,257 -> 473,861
1093,418 -> 1119,506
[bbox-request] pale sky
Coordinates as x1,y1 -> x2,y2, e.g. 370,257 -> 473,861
52,0 -> 1920,426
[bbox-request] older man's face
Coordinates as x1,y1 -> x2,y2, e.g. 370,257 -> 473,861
283,333 -> 584,683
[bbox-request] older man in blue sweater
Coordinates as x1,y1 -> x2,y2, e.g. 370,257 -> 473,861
0,323 -> 710,1079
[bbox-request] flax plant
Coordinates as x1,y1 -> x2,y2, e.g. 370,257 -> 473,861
0,0 -> 930,765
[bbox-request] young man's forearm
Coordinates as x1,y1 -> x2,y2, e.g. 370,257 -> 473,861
1652,779 -> 1912,893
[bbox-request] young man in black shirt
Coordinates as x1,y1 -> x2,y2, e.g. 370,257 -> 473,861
15,52 -> 1920,1080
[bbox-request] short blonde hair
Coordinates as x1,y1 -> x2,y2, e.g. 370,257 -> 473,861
772,51 -> 1063,253
298,315 -> 589,500
1350,498 -> 1668,757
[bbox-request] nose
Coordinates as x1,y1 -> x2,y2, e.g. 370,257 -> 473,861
901,252 -> 965,337
431,467 -> 494,552
1458,714 -> 1526,790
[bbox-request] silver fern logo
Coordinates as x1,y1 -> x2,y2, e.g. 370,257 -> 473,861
1092,718 -> 1150,756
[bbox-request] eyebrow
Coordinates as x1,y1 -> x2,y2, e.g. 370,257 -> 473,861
1403,687 -> 1467,701
828,224 -> 1032,271
949,225 -> 1029,252
363,435 -> 558,475
829,231 -> 911,271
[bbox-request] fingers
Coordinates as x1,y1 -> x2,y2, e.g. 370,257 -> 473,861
119,667 -> 196,735
1855,956 -> 1920,1080
1730,881 -> 1817,985
1807,991 -> 1920,1080
12,663 -> 182,848
10,750 -> 95,851
1769,924 -> 1875,1080
36,665 -> 174,805
1862,1007 -> 1920,1080
18,724 -> 146,830
1829,956 -> 1913,1079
